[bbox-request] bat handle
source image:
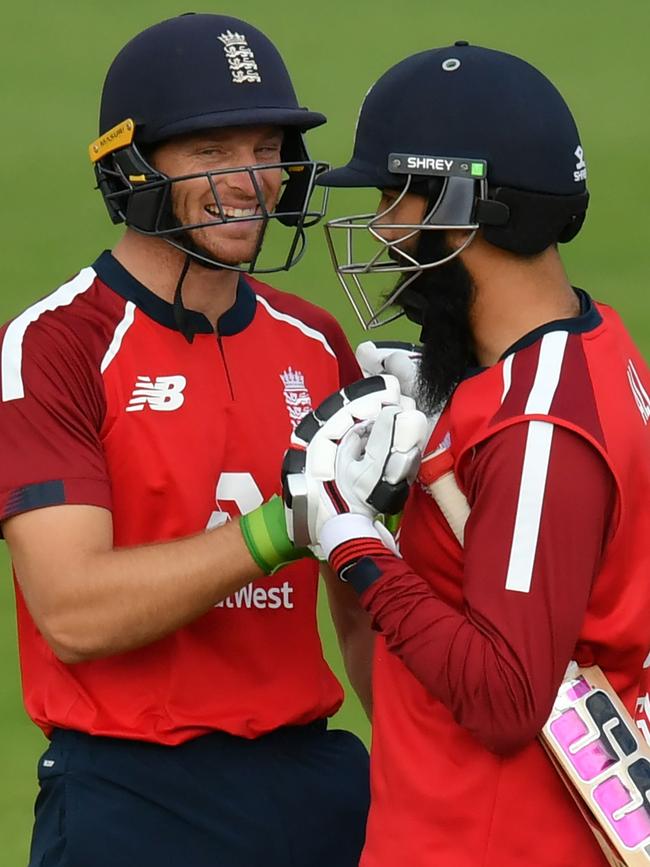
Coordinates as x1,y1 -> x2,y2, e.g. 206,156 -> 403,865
428,472 -> 470,545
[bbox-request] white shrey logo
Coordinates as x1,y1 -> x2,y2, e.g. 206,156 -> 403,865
280,367 -> 312,428
574,145 -> 587,182
218,30 -> 261,84
126,375 -> 187,412
627,359 -> 650,425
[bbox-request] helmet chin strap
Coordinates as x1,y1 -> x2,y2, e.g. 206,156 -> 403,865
173,255 -> 195,343
171,226 -> 229,344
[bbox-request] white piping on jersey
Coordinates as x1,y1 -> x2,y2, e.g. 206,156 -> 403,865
100,301 -> 136,374
505,420 -> 555,593
524,330 -> 569,414
1,267 -> 97,402
627,360 -> 650,425
505,330 -> 569,594
501,354 -> 514,404
255,295 -> 336,358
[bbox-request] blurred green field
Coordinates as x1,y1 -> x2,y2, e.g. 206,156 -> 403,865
1,0 -> 649,862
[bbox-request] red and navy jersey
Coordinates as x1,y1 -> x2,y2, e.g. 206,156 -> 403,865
353,293 -> 650,867
0,250 -> 359,744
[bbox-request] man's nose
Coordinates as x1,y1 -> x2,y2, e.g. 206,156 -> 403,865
222,165 -> 258,199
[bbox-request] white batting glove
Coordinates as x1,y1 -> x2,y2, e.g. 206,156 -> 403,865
282,375 -> 428,558
355,340 -> 422,399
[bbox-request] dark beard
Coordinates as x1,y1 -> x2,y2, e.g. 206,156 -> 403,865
393,234 -> 475,415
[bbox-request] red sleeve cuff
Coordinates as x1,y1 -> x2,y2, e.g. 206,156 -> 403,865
330,538 -> 391,580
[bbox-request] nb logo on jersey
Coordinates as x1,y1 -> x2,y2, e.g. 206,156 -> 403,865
627,360 -> 650,425
126,376 -> 186,412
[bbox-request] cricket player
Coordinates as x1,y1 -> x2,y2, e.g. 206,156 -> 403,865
0,14 -> 372,867
282,43 -> 650,866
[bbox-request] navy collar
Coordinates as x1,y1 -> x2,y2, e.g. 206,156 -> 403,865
93,250 -> 257,337
460,288 -> 602,382
500,288 -> 601,360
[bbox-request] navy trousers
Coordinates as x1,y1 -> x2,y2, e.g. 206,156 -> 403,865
29,721 -> 369,867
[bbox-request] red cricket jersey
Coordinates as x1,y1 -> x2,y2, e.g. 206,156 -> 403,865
355,294 -> 650,866
0,251 -> 359,744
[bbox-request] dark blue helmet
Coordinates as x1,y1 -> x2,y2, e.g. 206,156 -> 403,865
90,13 -> 329,273
319,43 -> 590,328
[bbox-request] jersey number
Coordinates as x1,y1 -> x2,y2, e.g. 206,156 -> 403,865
206,472 -> 263,529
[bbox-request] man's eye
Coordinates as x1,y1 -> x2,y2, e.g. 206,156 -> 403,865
256,146 -> 281,157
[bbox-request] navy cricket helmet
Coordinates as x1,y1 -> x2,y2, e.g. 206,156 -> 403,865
90,13 -> 329,273
319,42 -> 590,329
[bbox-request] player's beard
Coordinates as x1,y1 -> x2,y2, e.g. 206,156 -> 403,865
165,183 -> 273,269
171,221 -> 265,269
392,233 -> 475,415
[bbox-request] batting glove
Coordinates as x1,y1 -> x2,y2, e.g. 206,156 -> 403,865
282,375 -> 428,558
355,340 -> 422,399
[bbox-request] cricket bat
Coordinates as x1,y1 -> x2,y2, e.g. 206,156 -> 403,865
420,445 -> 650,866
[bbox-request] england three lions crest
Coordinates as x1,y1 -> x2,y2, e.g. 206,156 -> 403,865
280,367 -> 312,429
218,30 -> 261,84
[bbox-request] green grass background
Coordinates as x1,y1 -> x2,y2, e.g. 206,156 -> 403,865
1,0 -> 648,861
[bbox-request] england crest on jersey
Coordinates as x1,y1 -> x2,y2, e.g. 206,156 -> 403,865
280,367 -> 312,429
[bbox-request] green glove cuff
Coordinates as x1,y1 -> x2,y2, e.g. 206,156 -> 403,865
240,496 -> 311,575
382,511 -> 403,536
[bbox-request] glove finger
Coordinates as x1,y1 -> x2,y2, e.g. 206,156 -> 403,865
305,435 -> 337,480
335,424 -> 370,467
385,446 -> 422,486
292,410 -> 320,446
355,340 -> 384,378
318,407 -> 356,440
306,375 -> 403,445
343,374 -> 401,407
313,390 -> 345,422
398,395 -> 416,413
346,407 -> 400,504
363,405 -> 401,466
392,409 -> 430,453
372,340 -> 422,356
383,352 -> 420,399
345,392 -> 389,422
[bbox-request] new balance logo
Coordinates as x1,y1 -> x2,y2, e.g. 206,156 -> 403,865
126,376 -> 186,412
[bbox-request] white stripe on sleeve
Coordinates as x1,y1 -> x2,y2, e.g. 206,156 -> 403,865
524,330 -> 568,414
1,267 -> 96,402
100,301 -> 136,374
505,420 -> 555,593
504,330 -> 569,593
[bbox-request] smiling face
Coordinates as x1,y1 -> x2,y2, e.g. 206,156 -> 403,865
150,125 -> 284,266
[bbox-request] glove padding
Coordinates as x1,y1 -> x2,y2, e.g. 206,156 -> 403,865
282,374 -> 428,556
355,340 -> 422,399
